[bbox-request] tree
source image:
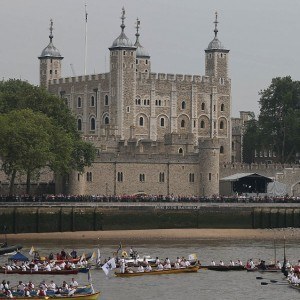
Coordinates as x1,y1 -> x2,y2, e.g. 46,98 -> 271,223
0,80 -> 95,194
243,76 -> 300,163
242,116 -> 260,163
258,76 -> 300,163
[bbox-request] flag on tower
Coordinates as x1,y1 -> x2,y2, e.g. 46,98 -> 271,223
85,4 -> 88,22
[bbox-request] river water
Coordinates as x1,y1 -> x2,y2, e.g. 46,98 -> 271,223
1,240 -> 299,300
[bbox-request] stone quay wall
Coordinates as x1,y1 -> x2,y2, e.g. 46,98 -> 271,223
1,205 -> 300,233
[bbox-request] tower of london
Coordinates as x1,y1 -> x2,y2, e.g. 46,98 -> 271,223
39,9 -> 231,197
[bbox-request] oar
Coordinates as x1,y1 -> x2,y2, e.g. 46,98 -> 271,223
256,276 -> 264,280
261,282 -> 288,286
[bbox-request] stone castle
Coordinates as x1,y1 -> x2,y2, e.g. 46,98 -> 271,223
35,9 -> 299,197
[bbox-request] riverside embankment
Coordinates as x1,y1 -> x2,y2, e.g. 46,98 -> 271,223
1,202 -> 300,233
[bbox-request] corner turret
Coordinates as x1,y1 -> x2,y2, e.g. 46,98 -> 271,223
134,18 -> 151,75
38,19 -> 63,88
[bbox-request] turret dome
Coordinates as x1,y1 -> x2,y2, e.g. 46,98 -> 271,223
206,12 -> 227,51
207,37 -> 225,50
110,8 -> 135,49
40,42 -> 62,58
39,19 -> 63,59
111,32 -> 134,48
134,18 -> 150,58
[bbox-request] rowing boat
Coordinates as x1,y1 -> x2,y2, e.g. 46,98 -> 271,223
114,265 -> 199,277
0,268 -> 78,275
0,244 -> 23,256
200,265 -> 245,271
0,292 -> 101,300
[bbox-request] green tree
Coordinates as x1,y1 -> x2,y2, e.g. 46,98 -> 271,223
242,115 -> 260,163
0,80 -> 95,194
258,76 -> 300,163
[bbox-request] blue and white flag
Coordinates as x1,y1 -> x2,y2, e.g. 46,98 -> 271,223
102,258 -> 116,276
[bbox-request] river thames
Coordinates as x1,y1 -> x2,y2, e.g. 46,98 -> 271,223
1,239 -> 299,299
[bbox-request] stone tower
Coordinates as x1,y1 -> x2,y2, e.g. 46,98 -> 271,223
38,19 -> 63,88
205,12 -> 231,163
109,8 -> 137,140
199,138 -> 220,197
205,12 -> 229,78
134,18 -> 151,75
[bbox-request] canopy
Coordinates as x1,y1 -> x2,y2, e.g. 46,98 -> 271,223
220,173 -> 273,195
8,252 -> 29,261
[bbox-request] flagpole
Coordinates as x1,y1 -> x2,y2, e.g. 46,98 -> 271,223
84,3 -> 88,76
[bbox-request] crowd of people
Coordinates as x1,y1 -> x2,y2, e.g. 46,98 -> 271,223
0,278 -> 80,298
0,194 -> 299,203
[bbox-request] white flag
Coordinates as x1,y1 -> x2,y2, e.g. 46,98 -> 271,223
80,253 -> 86,262
90,251 -> 96,261
188,253 -> 197,261
96,249 -> 101,264
29,246 -> 35,256
101,258 -> 116,276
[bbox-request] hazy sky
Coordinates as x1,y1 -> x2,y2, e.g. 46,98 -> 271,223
1,0 -> 299,117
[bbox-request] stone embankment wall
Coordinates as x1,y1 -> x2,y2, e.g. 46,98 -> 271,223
1,206 -> 300,233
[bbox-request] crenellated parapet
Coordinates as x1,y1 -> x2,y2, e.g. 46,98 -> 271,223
49,73 -> 109,85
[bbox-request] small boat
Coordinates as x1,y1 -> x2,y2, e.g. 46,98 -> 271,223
0,291 -> 100,300
201,265 -> 245,271
0,244 -> 23,256
245,266 -> 281,273
114,265 -> 199,277
0,268 -> 78,275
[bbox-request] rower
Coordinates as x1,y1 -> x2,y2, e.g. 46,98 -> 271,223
249,259 -> 255,269
174,262 -> 180,269
48,280 -> 57,291
155,257 -> 160,266
276,260 -> 282,269
145,263 -> 152,272
185,260 -> 191,267
17,281 -> 25,293
157,262 -> 164,271
32,263 -> 39,272
229,260 -> 235,266
44,263 -> 51,271
176,257 -> 181,264
180,259 -> 187,267
27,281 -> 34,291
211,260 -> 216,266
120,262 -> 126,274
219,260 -> 224,266
70,278 -> 78,288
137,264 -> 145,273
236,259 -> 243,266
164,261 -> 171,270
165,258 -> 171,265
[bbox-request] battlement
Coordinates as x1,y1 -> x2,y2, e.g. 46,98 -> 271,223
49,73 -> 109,85
138,72 -> 212,84
221,162 -> 300,171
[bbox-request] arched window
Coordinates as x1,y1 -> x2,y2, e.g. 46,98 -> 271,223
77,97 -> 82,108
220,146 -> 224,154
155,100 -> 158,106
181,120 -> 185,128
221,103 -> 224,112
181,101 -> 186,109
200,120 -> 205,129
159,100 -> 161,106
220,121 -> 224,129
201,102 -> 205,110
139,116 -> 144,126
232,141 -> 235,150
90,117 -> 95,131
104,116 -> 109,125
160,117 -> 165,127
178,148 -> 183,154
91,96 -> 95,107
77,119 -> 82,131
104,95 -> 109,106
138,98 -> 141,105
